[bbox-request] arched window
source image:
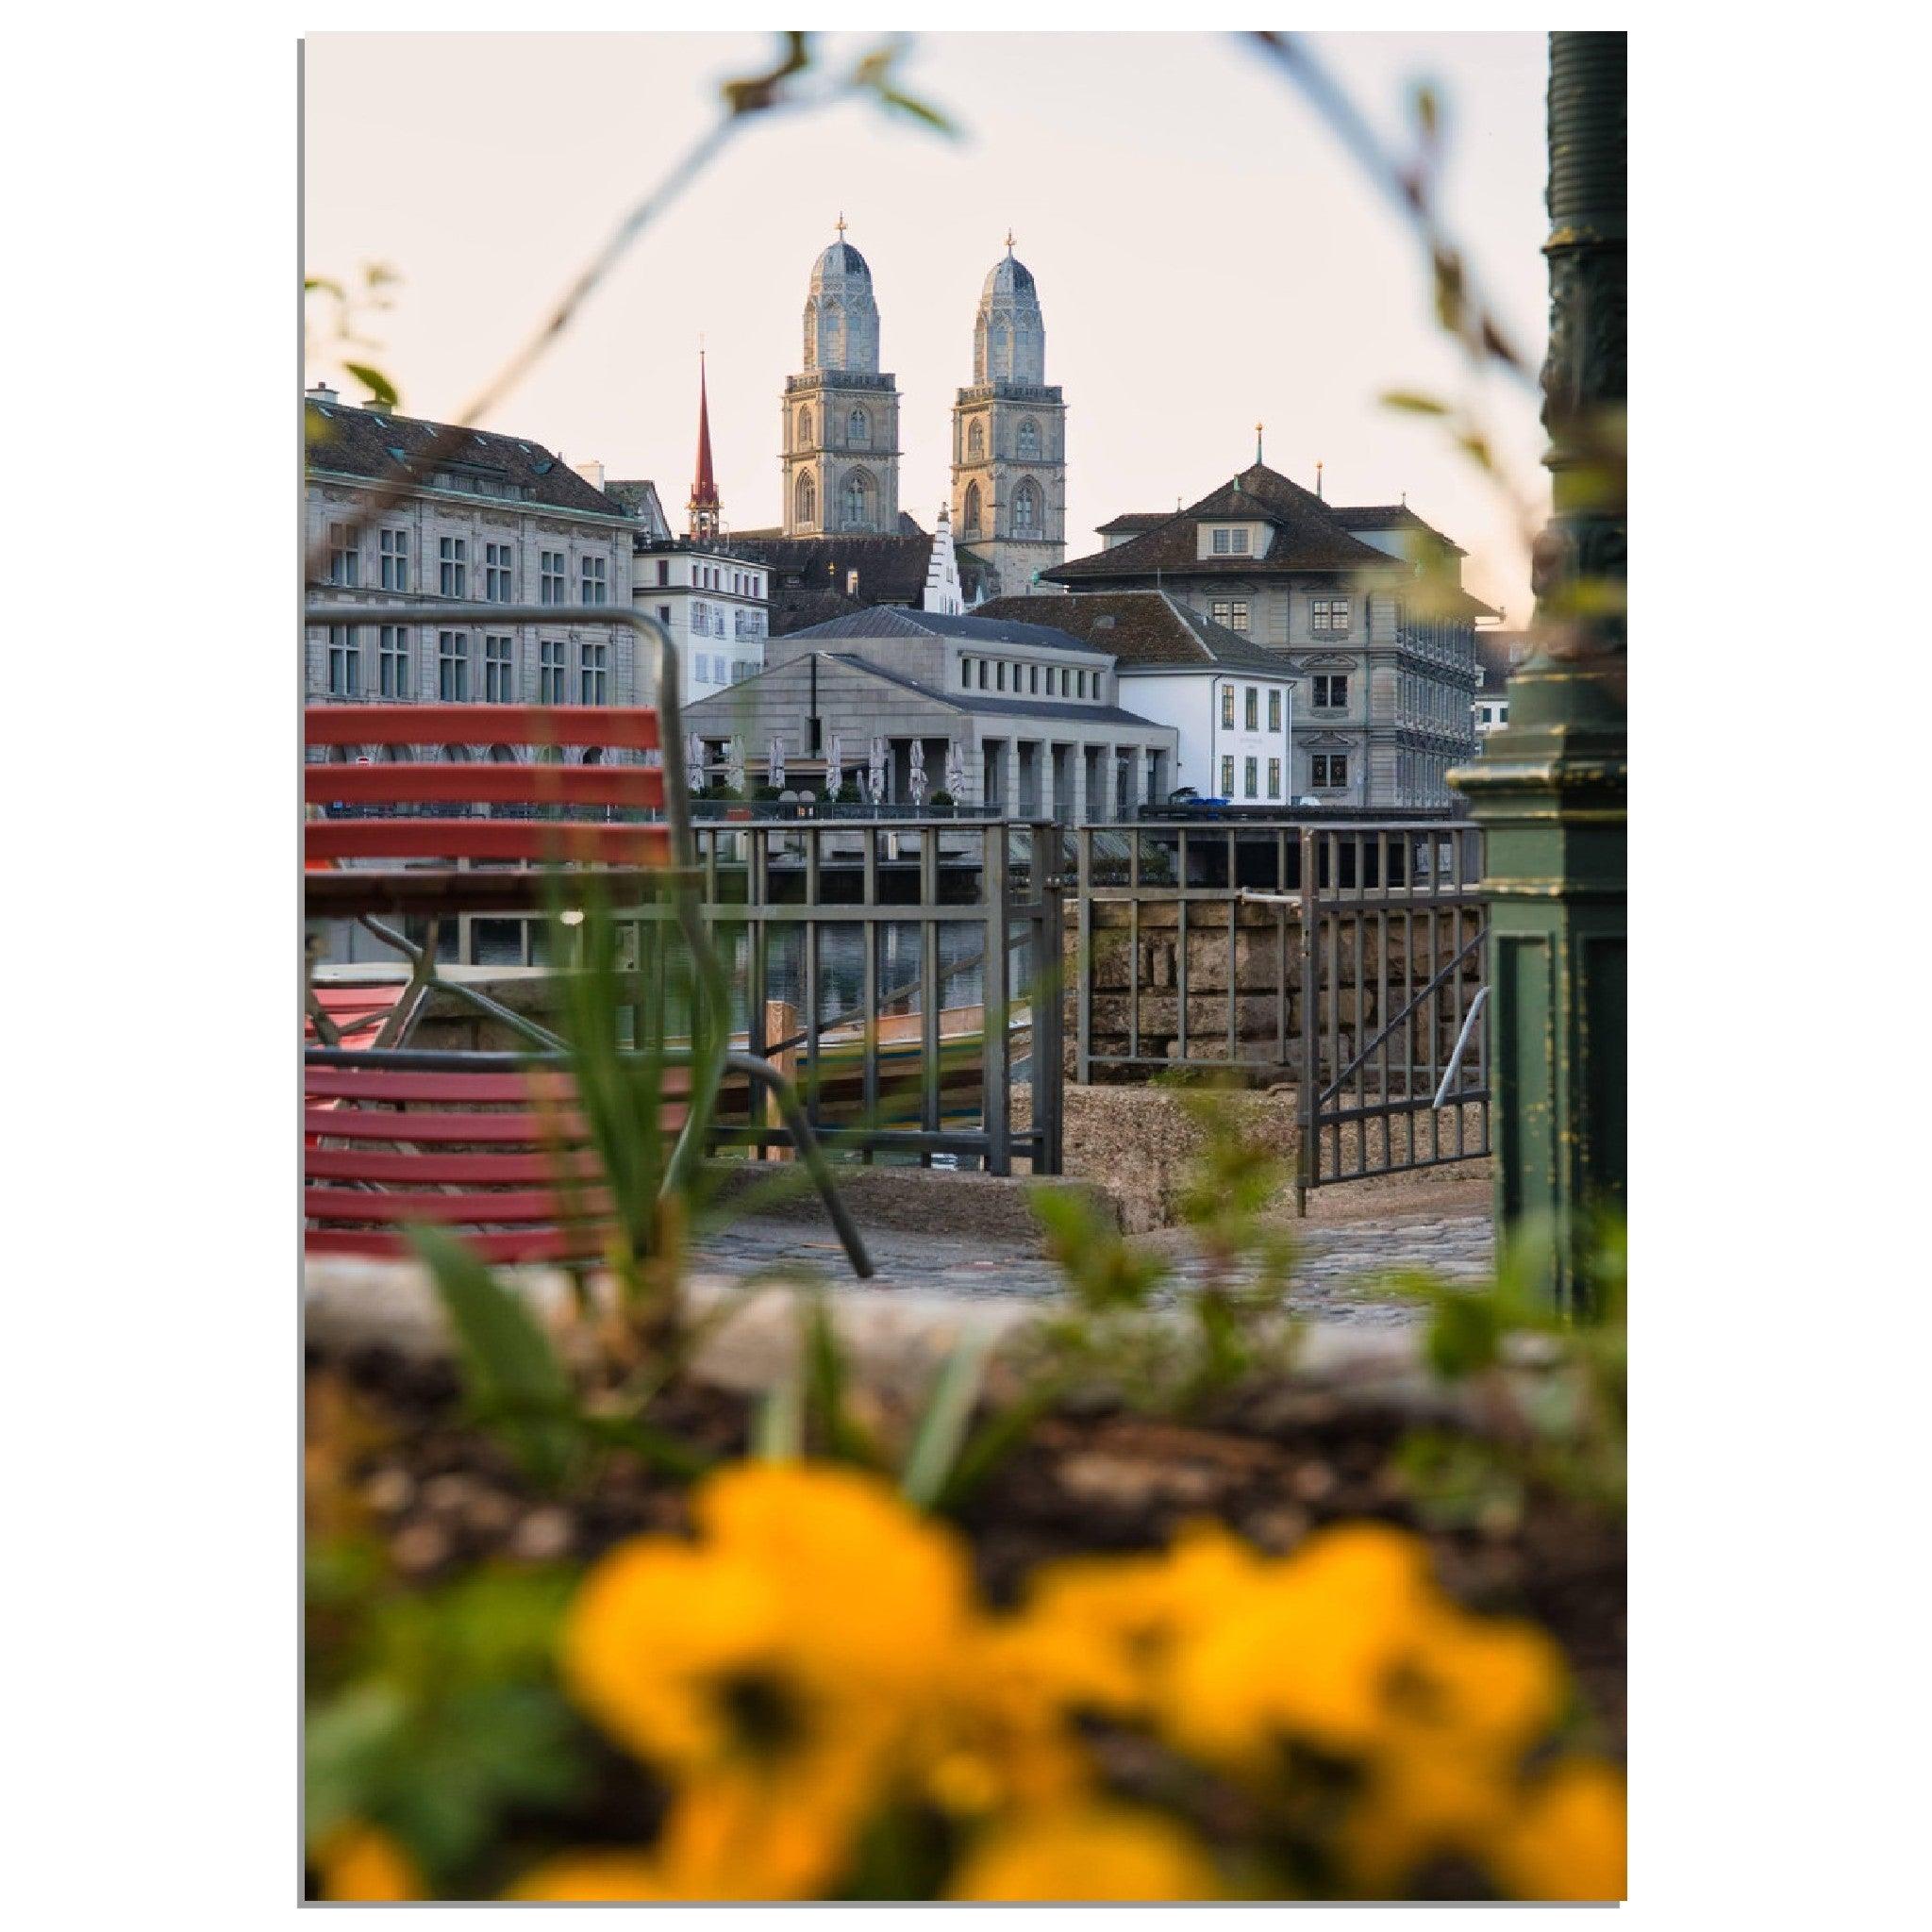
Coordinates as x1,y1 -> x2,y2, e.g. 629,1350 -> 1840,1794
798,407 -> 813,447
963,481 -> 982,536
803,300 -> 817,371
795,471 -> 817,528
1013,478 -> 1041,532
842,469 -> 875,530
848,407 -> 868,446
823,297 -> 843,366
967,419 -> 986,463
1017,418 -> 1041,458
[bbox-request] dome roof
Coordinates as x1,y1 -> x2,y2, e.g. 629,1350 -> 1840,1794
980,250 -> 1038,305
811,239 -> 871,284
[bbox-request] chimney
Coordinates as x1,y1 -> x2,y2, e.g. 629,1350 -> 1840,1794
574,458 -> 607,491
360,392 -> 392,417
307,381 -> 339,405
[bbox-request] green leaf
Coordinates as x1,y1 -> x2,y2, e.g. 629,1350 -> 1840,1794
756,1370 -> 803,1462
900,1328 -> 997,1510
412,1226 -> 578,1488
876,89 -> 958,137
1379,389 -> 1452,416
343,361 -> 398,408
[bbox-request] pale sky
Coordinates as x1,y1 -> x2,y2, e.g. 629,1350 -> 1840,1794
304,31 -> 1549,618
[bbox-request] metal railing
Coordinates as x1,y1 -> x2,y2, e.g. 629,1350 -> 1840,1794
1072,820 -> 1488,1201
435,818 -> 1066,1175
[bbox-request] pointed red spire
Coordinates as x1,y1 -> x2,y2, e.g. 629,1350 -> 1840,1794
688,352 -> 722,541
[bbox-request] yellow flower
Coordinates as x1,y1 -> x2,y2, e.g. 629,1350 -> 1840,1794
562,1459 -> 974,1890
312,1822 -> 425,1902
1482,1760 -> 1627,1902
1165,1522 -> 1436,1764
508,1852 -> 671,1902
948,1803 -> 1223,1903
1019,1521 -> 1267,1718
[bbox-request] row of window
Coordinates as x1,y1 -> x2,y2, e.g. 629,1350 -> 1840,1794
325,524 -> 611,605
323,625 -> 609,704
1216,755 -> 1286,801
1218,686 -> 1290,733
959,655 -> 1095,701
658,559 -> 762,597
794,405 -> 881,450
791,469 -> 887,532
1204,597 -> 1350,639
691,653 -> 758,689
959,476 -> 1044,539
962,417 -> 1044,462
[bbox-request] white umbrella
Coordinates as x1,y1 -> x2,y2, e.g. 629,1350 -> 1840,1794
825,732 -> 843,800
944,740 -> 968,800
868,735 -> 887,806
768,735 -> 786,790
908,741 -> 927,806
685,731 -> 706,788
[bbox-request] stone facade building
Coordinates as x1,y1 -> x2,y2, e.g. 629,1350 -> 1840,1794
684,607 -> 1176,821
1046,462 -> 1493,808
303,387 -> 641,728
950,238 -> 1067,596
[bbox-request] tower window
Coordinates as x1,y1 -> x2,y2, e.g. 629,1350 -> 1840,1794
799,407 -> 813,445
841,471 -> 875,530
848,407 -> 868,446
963,481 -> 982,537
1013,479 -> 1041,532
795,471 -> 817,528
1017,418 -> 1040,458
967,420 -> 986,463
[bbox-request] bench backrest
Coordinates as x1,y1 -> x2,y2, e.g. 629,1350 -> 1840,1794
305,704 -> 669,870
304,1055 -> 690,1264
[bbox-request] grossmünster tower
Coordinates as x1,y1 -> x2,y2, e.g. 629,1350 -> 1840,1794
951,235 -> 1067,593
781,219 -> 902,536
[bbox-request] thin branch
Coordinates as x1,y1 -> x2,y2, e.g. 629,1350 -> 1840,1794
1244,31 -> 1535,388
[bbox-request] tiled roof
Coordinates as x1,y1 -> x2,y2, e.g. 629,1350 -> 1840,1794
1332,502 -> 1468,557
975,592 -> 1286,672
786,607 -> 1112,658
1095,511 -> 1173,536
1047,463 -> 1402,582
304,398 -> 628,519
1475,629 -> 1533,686
717,530 -> 937,633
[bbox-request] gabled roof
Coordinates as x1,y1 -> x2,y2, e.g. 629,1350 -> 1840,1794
1095,511 -> 1172,536
784,607 -> 1111,658
1332,502 -> 1467,557
975,592 -> 1287,673
1047,463 -> 1403,583
303,398 -> 628,519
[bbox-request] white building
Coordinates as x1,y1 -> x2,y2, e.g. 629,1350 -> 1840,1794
976,591 -> 1297,806
629,539 -> 771,701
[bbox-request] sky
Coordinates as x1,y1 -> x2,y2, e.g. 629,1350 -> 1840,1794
304,31 -> 1550,620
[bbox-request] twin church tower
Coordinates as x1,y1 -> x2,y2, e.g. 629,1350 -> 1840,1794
775,220 -> 1066,593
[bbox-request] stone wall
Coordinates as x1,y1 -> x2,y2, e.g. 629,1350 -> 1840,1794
1065,897 -> 1486,1088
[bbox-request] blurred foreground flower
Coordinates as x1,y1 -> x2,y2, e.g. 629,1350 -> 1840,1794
506,1462 -> 1624,1902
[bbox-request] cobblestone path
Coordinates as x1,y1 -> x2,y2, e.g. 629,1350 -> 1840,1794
688,1211 -> 1493,1325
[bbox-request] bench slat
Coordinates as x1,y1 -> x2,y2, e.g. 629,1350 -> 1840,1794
306,1186 -> 614,1225
305,764 -> 666,809
305,1224 -> 608,1263
306,1146 -> 605,1185
307,821 -> 673,866
306,705 -> 661,751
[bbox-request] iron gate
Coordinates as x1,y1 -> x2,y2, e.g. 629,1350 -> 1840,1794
1072,820 -> 1490,1203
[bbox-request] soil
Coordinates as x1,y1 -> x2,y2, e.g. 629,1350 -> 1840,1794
308,1340 -> 1624,1754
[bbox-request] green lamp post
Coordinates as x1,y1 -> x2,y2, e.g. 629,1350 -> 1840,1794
1450,32 -> 1626,1316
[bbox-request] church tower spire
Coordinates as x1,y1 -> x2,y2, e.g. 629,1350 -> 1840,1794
951,236 -> 1066,596
688,349 -> 721,541
781,220 -> 901,535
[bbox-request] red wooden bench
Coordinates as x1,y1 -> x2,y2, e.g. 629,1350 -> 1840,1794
302,686 -> 872,1276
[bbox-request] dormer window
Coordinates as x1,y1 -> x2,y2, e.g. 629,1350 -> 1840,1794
1211,527 -> 1251,556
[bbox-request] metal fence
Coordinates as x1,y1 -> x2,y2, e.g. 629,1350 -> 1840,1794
416,819 -> 1064,1175
1073,820 -> 1489,1201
